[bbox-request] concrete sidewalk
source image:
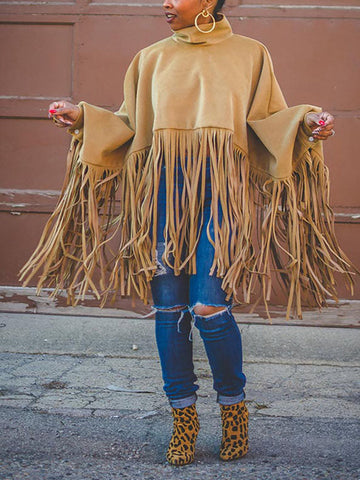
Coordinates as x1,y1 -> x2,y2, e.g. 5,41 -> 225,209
1,307 -> 360,479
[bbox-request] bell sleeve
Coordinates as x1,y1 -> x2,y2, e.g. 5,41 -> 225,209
19,55 -> 141,304
244,45 -> 355,319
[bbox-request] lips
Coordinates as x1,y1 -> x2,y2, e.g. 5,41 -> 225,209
165,12 -> 176,23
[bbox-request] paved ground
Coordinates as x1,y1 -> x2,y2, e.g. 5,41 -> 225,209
1,304 -> 360,480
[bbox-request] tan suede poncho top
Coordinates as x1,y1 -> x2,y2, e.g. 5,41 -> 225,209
20,16 -> 354,318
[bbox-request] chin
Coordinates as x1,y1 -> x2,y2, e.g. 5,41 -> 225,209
169,22 -> 181,31
172,23 -> 193,31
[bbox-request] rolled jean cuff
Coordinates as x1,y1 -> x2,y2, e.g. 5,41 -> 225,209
169,393 -> 197,409
217,392 -> 245,406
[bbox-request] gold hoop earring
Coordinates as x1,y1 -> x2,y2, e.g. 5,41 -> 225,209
195,9 -> 216,34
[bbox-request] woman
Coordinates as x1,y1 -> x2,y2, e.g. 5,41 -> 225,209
21,0 -> 354,467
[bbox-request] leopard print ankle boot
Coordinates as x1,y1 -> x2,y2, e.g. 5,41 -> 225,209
166,403 -> 200,466
219,400 -> 249,461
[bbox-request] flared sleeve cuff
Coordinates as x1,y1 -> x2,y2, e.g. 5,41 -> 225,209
248,104 -> 323,179
298,112 -> 321,144
67,103 -> 85,140
66,101 -> 135,170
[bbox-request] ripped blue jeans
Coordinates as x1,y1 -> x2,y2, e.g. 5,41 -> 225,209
150,163 -> 246,408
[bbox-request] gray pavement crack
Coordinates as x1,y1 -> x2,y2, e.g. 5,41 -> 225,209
5,351 -> 358,368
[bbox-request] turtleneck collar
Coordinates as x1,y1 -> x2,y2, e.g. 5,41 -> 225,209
172,15 -> 233,45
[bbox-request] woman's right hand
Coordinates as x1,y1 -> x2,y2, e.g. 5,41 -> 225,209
48,100 -> 81,128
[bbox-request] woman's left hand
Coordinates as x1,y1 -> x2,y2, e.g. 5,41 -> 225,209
305,111 -> 335,141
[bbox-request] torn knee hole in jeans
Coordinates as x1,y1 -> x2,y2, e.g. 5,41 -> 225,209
156,306 -> 187,313
192,303 -> 229,318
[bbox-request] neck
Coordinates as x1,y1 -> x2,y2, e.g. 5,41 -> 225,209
172,15 -> 233,46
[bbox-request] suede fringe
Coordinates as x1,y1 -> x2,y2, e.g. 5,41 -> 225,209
19,129 -> 355,318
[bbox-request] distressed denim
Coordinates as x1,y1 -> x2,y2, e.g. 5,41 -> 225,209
150,163 -> 246,408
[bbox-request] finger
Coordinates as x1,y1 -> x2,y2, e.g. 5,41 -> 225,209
52,115 -> 72,127
320,112 -> 334,127
322,125 -> 334,134
321,111 -> 334,122
56,114 -> 73,125
311,120 -> 334,136
48,100 -> 72,115
48,102 -> 59,118
48,110 -> 74,126
313,134 -> 327,141
313,129 -> 335,141
310,112 -> 334,129
54,122 -> 67,128
306,113 -> 320,128
49,100 -> 66,111
316,117 -> 328,128
311,118 -> 327,130
52,118 -> 65,127
312,125 -> 333,137
52,109 -> 78,124
313,125 -> 334,138
50,107 -> 72,116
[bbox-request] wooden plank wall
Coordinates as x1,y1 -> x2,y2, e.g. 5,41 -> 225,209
0,1 -> 359,305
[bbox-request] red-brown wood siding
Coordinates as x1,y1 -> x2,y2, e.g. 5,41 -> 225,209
1,1 -> 359,305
